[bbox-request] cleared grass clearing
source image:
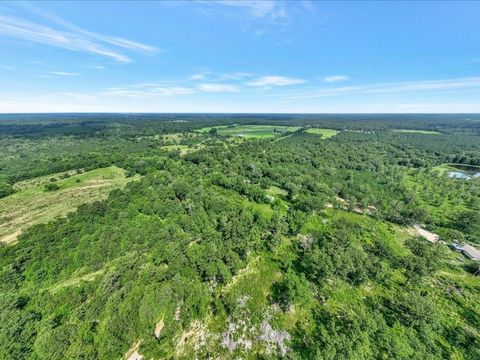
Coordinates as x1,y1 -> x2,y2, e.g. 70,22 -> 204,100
152,132 -> 201,141
196,125 -> 301,138
393,129 -> 441,134
266,186 -> 288,197
305,128 -> 339,139
0,166 -> 138,244
48,269 -> 105,293
431,164 -> 459,176
159,132 -> 198,141
161,141 -> 207,155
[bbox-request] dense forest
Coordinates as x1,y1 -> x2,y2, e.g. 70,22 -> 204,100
0,114 -> 479,359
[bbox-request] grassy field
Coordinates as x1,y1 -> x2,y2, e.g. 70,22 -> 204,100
431,164 -> 459,176
393,129 -> 441,134
305,128 -> 339,139
158,132 -> 198,141
196,125 -> 301,138
161,144 -> 205,155
0,166 -> 137,244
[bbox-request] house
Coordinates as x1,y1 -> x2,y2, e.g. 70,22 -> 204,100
462,244 -> 480,261
450,242 -> 463,252
451,243 -> 480,261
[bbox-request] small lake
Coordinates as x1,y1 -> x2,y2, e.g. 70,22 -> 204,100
448,171 -> 480,179
447,165 -> 480,180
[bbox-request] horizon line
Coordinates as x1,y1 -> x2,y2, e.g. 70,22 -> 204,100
1,112 -> 480,115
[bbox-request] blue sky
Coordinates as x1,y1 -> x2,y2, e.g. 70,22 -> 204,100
1,1 -> 480,113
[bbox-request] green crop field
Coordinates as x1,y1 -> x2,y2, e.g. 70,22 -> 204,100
393,129 -> 442,134
305,128 -> 339,138
196,125 -> 301,138
0,166 -> 137,244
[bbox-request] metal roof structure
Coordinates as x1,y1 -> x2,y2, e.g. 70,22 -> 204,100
461,244 -> 480,261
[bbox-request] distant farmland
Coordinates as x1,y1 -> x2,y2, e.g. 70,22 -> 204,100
196,125 -> 301,138
393,129 -> 441,134
305,128 -> 339,139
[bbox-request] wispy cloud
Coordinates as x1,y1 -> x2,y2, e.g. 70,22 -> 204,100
323,75 -> 349,83
23,2 -> 159,54
218,72 -> 253,81
300,0 -> 316,14
198,83 -> 238,93
197,1 -> 293,35
83,65 -> 105,70
214,1 -> 284,19
101,82 -> 195,97
284,76 -> 480,99
247,75 -> 306,87
49,71 -> 79,76
190,73 -> 207,81
0,4 -> 158,63
0,65 -> 15,71
190,70 -> 253,82
190,71 -> 211,81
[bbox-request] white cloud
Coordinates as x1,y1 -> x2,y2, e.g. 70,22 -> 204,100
3,92 -> 480,114
197,1 -> 292,34
0,8 -> 158,63
323,75 -> 349,83
284,76 -> 480,99
191,71 -> 252,82
190,73 -> 207,81
218,72 -> 253,80
49,71 -> 79,76
84,65 -> 105,70
212,1 -> 279,18
103,85 -> 195,97
300,0 -> 316,14
198,83 -> 238,93
365,77 -> 480,94
21,2 -> 159,55
247,75 -> 306,87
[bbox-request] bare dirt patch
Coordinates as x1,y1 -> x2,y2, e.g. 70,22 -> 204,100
175,320 -> 210,358
123,341 -> 143,360
154,319 -> 164,339
0,229 -> 21,244
410,225 -> 439,243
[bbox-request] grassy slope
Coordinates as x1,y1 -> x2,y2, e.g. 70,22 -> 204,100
172,206 -> 480,359
5,167 -> 476,358
0,166 -> 137,244
305,128 -> 339,138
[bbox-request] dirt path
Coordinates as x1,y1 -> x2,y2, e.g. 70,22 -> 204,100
124,341 -> 143,360
0,229 -> 22,244
412,225 -> 439,243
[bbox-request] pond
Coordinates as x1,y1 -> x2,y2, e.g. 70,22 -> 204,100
447,164 -> 480,179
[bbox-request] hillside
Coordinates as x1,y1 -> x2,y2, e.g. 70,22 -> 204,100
0,115 -> 479,359
0,166 -> 137,244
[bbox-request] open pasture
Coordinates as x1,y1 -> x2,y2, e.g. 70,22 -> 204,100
196,125 -> 301,138
393,129 -> 441,134
305,128 -> 339,139
0,166 -> 137,244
